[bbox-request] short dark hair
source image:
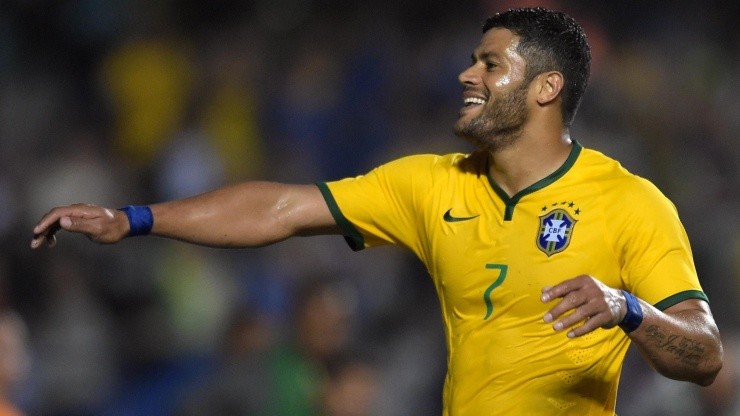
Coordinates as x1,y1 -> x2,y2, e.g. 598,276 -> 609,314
483,8 -> 591,126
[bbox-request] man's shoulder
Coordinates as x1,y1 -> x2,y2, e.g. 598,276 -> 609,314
577,146 -> 676,213
577,147 -> 656,189
378,151 -> 487,177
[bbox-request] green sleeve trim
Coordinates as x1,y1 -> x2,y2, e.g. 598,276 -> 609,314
653,290 -> 709,311
316,182 -> 365,251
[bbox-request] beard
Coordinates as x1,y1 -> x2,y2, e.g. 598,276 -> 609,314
454,82 -> 529,152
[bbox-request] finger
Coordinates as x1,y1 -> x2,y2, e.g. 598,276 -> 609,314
59,216 -> 74,230
541,278 -> 580,302
30,234 -> 46,249
33,206 -> 79,236
31,220 -> 62,249
33,213 -> 58,237
61,211 -> 121,242
544,292 -> 585,322
551,307 -> 588,331
31,208 -> 97,249
60,215 -> 100,236
32,205 -> 102,241
551,298 -> 604,331
566,312 -> 611,338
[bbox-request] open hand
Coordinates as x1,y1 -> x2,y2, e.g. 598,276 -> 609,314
541,275 -> 626,338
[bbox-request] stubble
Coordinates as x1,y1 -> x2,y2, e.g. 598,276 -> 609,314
454,82 -> 529,152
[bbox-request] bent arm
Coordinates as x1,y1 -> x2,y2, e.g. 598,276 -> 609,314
542,278 -> 723,386
31,182 -> 341,249
628,298 -> 723,386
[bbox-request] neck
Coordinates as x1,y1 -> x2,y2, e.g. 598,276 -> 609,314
488,129 -> 573,197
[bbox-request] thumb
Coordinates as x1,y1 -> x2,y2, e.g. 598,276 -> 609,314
59,215 -> 97,235
58,209 -> 127,244
59,216 -> 73,230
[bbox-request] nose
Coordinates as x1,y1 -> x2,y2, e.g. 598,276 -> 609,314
458,64 -> 481,86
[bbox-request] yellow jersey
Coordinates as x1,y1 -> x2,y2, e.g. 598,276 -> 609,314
317,142 -> 707,415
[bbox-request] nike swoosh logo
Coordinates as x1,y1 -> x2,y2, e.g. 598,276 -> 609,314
443,209 -> 480,222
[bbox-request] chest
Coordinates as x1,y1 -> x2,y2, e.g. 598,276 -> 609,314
425,190 -> 621,323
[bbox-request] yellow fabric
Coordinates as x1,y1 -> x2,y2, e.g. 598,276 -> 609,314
319,143 -> 705,415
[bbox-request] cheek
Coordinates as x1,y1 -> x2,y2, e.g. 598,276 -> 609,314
495,75 -> 512,88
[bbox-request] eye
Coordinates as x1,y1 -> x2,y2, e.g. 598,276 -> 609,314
486,61 -> 497,71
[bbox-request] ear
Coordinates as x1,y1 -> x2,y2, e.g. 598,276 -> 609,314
534,71 -> 564,105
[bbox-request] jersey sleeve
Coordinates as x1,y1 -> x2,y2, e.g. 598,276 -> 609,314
613,177 -> 707,310
317,154 -> 440,252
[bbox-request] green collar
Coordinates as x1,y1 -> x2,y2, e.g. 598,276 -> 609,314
486,141 -> 582,221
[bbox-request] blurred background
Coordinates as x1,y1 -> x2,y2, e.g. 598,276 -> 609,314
0,0 -> 738,415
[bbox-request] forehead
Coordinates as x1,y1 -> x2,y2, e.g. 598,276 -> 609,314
474,28 -> 522,59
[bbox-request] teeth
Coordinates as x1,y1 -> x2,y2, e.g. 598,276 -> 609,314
464,97 -> 486,106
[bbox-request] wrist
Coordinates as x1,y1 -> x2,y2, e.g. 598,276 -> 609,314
118,205 -> 153,237
619,290 -> 643,333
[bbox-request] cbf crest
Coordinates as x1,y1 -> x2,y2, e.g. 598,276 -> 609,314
537,208 -> 577,256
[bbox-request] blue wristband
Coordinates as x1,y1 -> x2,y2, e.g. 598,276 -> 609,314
619,290 -> 643,333
118,205 -> 153,237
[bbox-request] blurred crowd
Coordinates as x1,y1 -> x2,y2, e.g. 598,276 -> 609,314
0,0 -> 737,415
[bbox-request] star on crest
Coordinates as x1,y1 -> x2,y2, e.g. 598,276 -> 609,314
541,201 -> 581,217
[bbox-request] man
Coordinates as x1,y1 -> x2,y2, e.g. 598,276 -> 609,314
31,7 -> 722,415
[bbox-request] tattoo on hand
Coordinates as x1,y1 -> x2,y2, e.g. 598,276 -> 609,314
644,325 -> 706,367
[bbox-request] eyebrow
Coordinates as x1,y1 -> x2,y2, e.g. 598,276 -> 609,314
471,51 -> 500,62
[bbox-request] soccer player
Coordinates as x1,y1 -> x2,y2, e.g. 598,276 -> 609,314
31,7 -> 722,415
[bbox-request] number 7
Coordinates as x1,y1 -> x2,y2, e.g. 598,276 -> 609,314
483,264 -> 508,320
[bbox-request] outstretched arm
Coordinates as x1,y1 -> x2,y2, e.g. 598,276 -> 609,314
31,182 -> 341,249
541,276 -> 723,386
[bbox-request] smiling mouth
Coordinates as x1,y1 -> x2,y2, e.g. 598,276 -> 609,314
464,97 -> 487,107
